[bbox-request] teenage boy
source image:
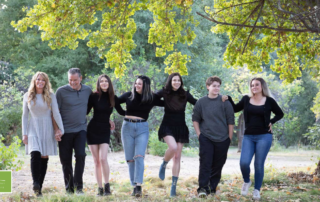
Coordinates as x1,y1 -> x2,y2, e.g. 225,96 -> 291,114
192,76 -> 234,197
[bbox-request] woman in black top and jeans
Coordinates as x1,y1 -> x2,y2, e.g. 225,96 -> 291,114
87,74 -> 125,196
117,75 -> 163,197
156,73 -> 197,197
225,77 -> 283,200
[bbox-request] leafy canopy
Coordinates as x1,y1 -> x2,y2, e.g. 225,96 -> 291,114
11,0 -> 197,77
200,0 -> 320,83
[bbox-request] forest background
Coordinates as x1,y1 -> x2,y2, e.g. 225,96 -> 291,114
1,0 -> 320,201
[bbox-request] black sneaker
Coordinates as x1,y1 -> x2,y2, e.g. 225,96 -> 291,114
135,186 -> 142,197
198,188 -> 207,198
76,189 -> 84,195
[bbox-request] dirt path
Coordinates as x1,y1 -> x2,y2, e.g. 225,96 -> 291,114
12,148 -> 319,194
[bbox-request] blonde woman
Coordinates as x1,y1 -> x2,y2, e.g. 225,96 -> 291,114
225,77 -> 283,200
22,72 -> 64,196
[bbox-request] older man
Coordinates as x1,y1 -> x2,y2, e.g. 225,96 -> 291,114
55,68 -> 92,194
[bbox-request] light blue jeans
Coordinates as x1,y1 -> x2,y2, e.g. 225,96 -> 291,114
240,133 -> 273,190
121,120 -> 149,186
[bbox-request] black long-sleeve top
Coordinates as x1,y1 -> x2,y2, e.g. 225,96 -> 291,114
87,91 -> 126,122
117,91 -> 164,120
228,95 -> 284,134
156,89 -> 197,114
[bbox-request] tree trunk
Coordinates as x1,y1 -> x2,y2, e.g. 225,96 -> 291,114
237,113 -> 245,153
315,160 -> 320,175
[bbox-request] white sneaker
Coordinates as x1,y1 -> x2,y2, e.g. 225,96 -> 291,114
241,181 -> 252,196
252,189 -> 260,200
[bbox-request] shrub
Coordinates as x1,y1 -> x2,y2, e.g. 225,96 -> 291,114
0,136 -> 24,171
148,131 -> 167,156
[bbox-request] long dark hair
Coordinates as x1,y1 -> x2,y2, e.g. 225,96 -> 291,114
95,74 -> 115,107
129,75 -> 153,104
164,73 -> 186,100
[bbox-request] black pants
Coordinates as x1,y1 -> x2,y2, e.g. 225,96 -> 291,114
58,130 -> 87,192
198,134 -> 230,194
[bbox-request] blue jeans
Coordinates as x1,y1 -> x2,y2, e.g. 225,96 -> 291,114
121,120 -> 149,186
240,133 -> 272,191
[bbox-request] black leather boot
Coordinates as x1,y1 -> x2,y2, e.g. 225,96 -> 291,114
39,158 -> 48,196
31,151 -> 41,196
97,187 -> 103,196
104,183 -> 111,196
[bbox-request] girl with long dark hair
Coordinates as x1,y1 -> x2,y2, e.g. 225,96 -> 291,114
156,73 -> 197,197
87,74 -> 125,196
117,75 -> 163,197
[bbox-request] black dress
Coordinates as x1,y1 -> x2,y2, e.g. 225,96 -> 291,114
87,91 -> 125,145
156,89 -> 197,143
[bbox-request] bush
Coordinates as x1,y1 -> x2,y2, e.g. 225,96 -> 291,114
148,131 -> 167,156
0,136 -> 24,171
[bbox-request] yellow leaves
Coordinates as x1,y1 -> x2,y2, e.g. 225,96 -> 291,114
286,191 -> 292,195
51,3 -> 56,8
175,0 -> 182,4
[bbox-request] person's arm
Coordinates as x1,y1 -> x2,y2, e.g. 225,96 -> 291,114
155,89 -> 164,98
53,89 -> 63,140
187,91 -> 197,105
153,93 -> 164,107
114,95 -> 126,116
87,93 -> 93,115
192,101 -> 202,138
225,101 -> 235,140
51,93 -> 64,134
193,121 -> 201,139
269,98 -> 284,124
227,95 -> 246,113
22,93 -> 29,145
228,125 -> 234,140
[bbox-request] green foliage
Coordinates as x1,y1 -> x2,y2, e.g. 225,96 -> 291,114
0,136 -> 24,171
11,0 -> 198,77
148,131 -> 167,156
207,1 -> 320,83
303,123 -> 320,149
0,66 -> 34,144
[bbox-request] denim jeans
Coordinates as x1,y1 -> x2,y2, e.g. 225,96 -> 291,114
58,130 -> 87,192
240,133 -> 272,190
121,120 -> 149,186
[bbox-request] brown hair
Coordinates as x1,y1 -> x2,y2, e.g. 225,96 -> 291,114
164,73 -> 186,100
206,76 -> 222,86
95,74 -> 115,107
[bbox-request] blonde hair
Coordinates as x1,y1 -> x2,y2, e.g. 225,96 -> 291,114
248,77 -> 272,97
27,72 -> 53,109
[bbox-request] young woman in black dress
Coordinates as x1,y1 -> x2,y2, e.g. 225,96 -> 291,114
87,74 -> 125,196
157,73 -> 197,197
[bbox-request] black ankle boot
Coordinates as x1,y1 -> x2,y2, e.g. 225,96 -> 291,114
135,186 -> 142,197
104,183 -> 111,196
97,187 -> 103,196
131,187 -> 136,196
31,151 -> 41,195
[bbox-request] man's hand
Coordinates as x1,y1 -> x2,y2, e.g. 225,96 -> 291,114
110,120 -> 115,131
55,129 -> 62,141
23,135 -> 28,144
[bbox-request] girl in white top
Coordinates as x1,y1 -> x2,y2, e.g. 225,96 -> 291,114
22,72 -> 64,196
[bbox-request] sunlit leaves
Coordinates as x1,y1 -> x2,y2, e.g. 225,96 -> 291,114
11,0 -> 199,77
207,0 -> 320,83
164,52 -> 190,75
